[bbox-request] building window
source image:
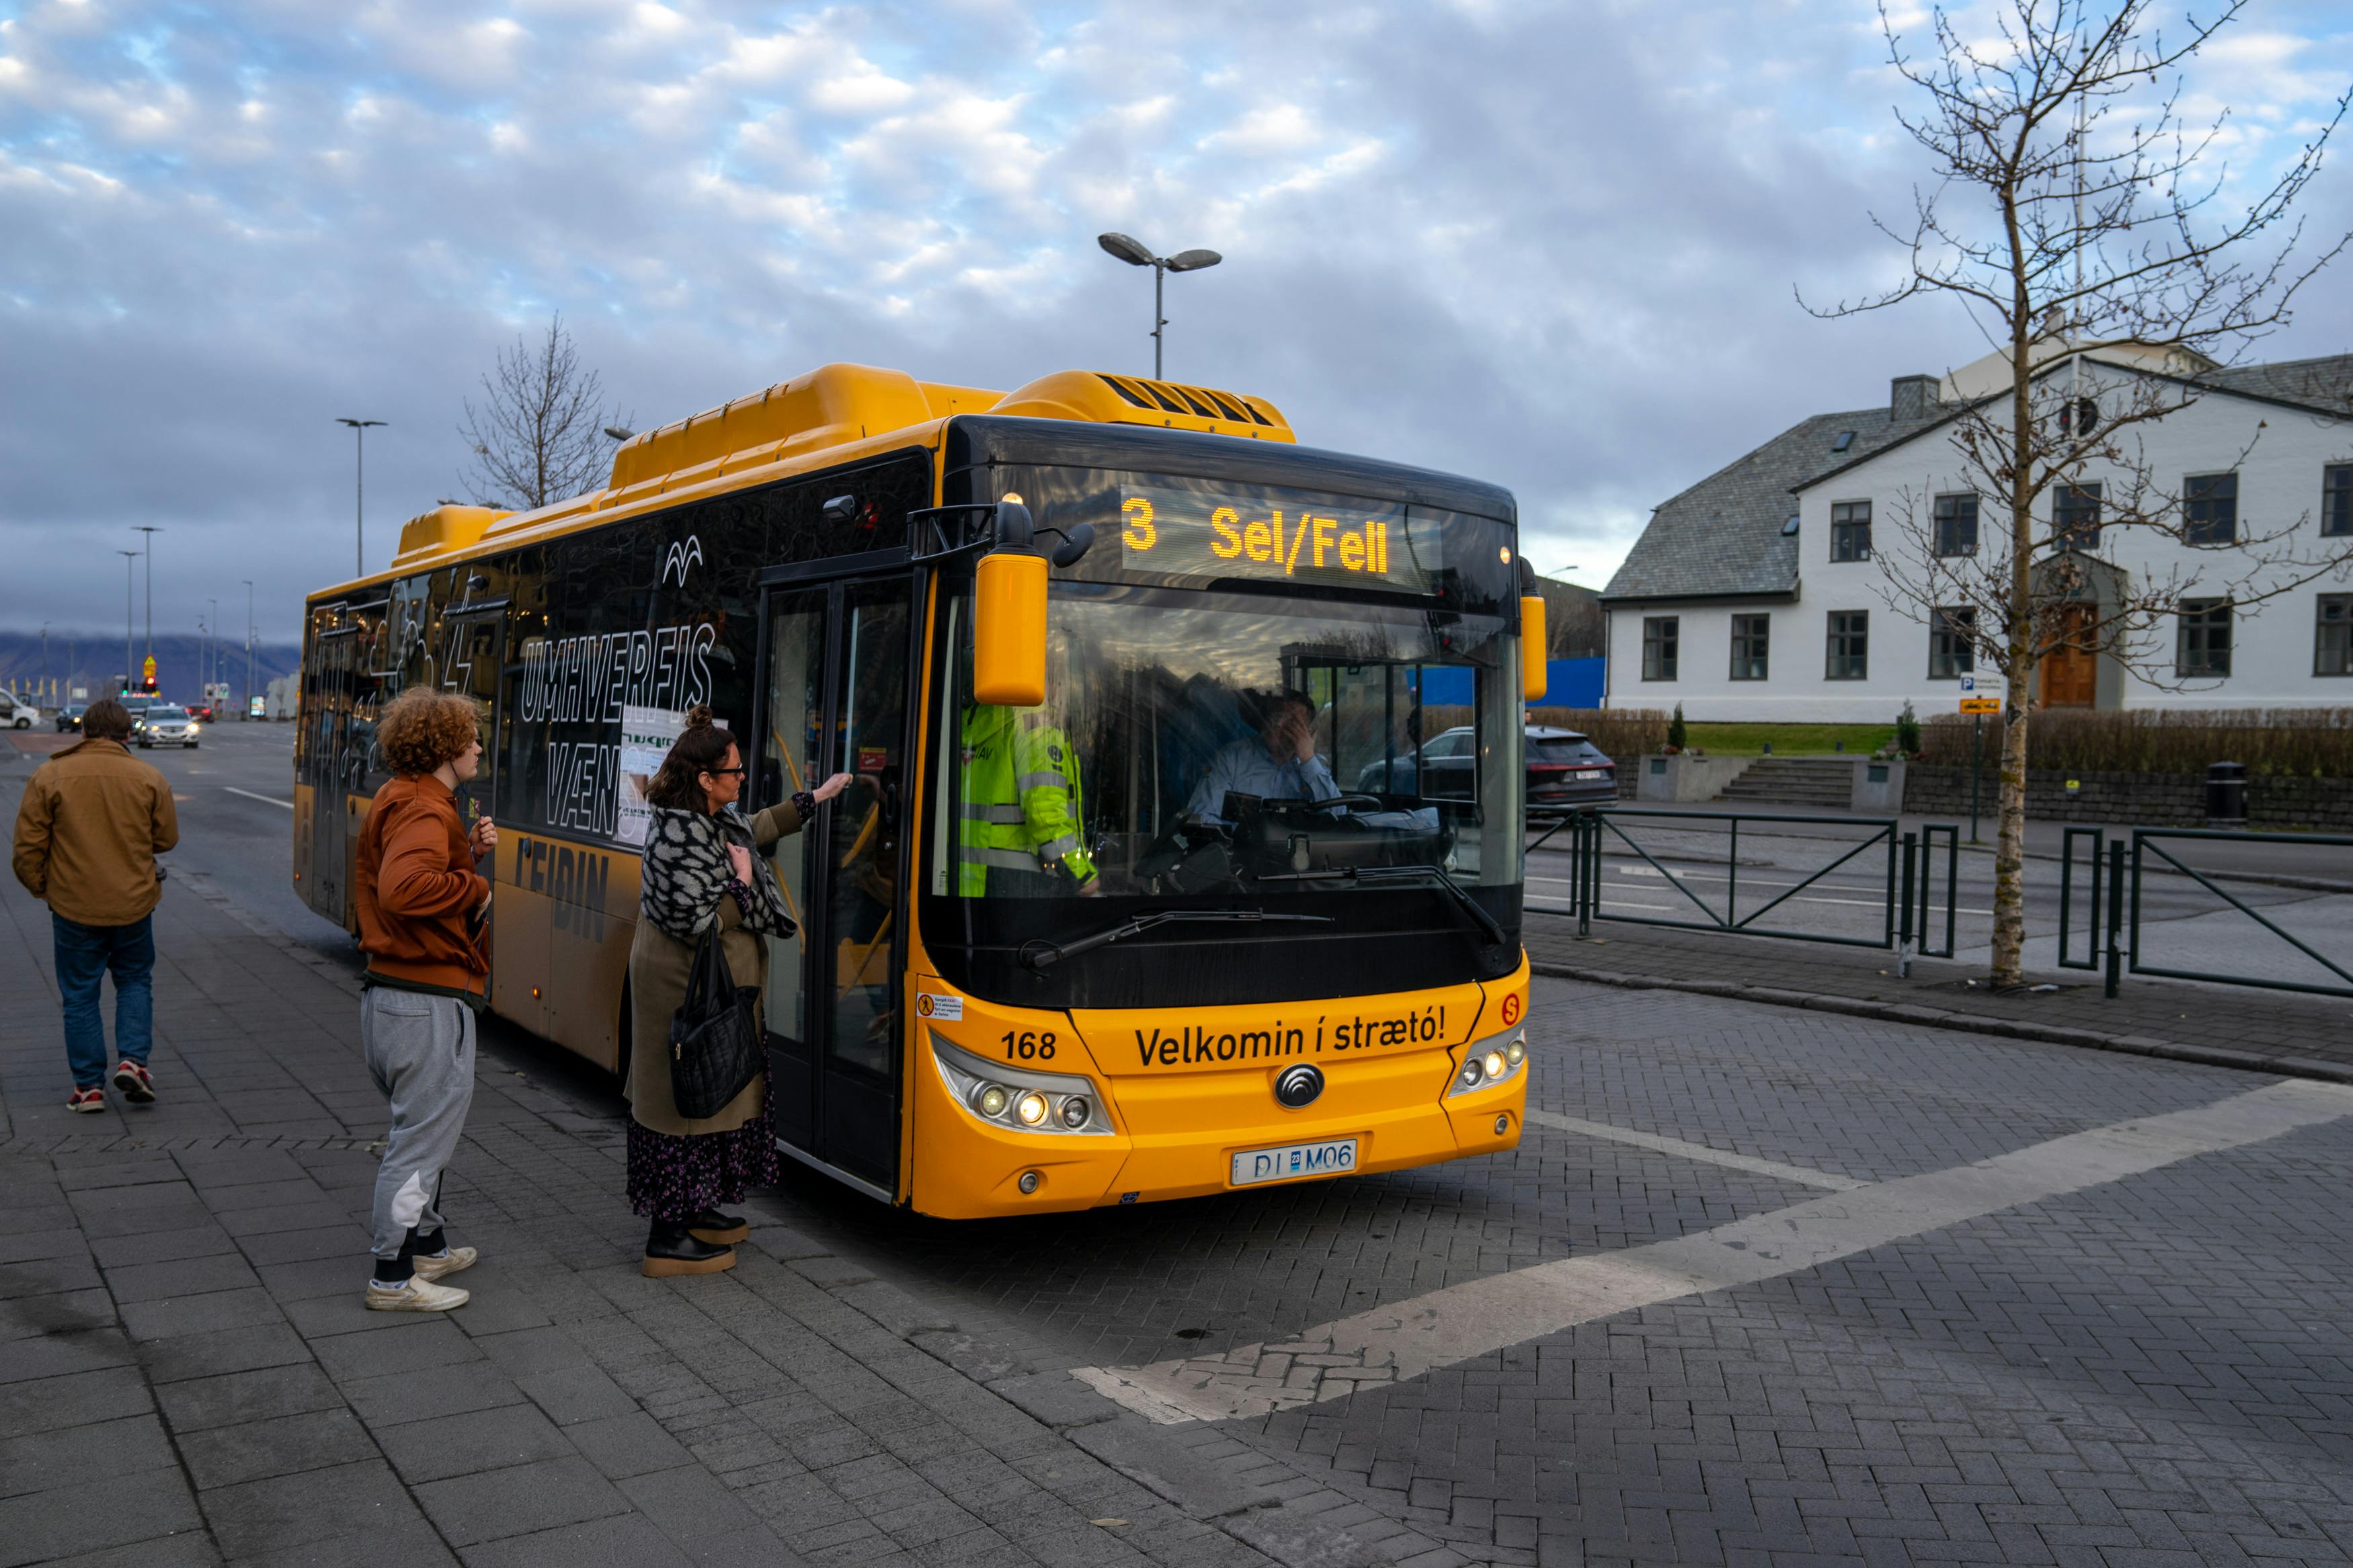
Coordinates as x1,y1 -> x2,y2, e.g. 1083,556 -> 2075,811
1826,611 -> 1869,679
1831,501 -> 1872,562
2319,595 -> 2353,676
2325,464 -> 2351,538
1929,606 -> 1976,679
1642,616 -> 1679,681
1932,493 -> 1978,557
2053,482 -> 2102,552
2057,397 -> 2100,438
1730,614 -> 1769,681
2186,472 -> 2237,545
2176,598 -> 2232,677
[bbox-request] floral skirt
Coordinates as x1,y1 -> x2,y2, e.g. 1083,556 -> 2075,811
626,1083 -> 780,1223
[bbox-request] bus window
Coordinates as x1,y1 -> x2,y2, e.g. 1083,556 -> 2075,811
761,590 -> 825,1051
825,584 -> 908,1077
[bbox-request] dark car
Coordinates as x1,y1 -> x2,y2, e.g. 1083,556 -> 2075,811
55,701 -> 87,732
188,702 -> 216,723
1355,724 -> 1616,814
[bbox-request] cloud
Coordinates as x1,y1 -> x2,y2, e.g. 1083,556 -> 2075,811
0,0 -> 2348,646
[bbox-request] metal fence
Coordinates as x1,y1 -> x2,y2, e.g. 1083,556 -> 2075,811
2058,826 -> 2353,999
1533,808 -> 1957,964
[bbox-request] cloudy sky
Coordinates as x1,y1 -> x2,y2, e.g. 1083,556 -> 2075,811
3,0 -> 2349,645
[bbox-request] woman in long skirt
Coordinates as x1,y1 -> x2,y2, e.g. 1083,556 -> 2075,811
625,705 -> 846,1276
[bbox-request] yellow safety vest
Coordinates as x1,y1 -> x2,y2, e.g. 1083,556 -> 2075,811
959,705 -> 1096,895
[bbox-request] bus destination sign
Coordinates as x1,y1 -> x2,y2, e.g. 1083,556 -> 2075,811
1116,484 -> 1429,593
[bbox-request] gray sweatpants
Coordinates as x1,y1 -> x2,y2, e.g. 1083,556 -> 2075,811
360,987 -> 477,1261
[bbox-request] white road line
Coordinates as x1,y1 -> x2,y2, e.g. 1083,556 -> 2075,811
1522,1109 -> 1866,1191
225,788 -> 294,810
1070,1077 -> 2353,1426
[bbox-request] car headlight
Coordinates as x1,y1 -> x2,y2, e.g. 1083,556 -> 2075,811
931,1032 -> 1115,1137
1447,1027 -> 1529,1098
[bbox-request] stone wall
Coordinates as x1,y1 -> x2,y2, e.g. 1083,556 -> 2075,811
1903,764 -> 2353,829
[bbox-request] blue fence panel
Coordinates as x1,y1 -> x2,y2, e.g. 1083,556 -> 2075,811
1414,657 -> 1605,709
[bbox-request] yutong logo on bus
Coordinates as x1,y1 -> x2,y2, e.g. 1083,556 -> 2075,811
1133,1005 -> 1449,1068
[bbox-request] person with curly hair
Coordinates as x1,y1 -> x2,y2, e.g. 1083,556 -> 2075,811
627,706 -> 848,1276
352,686 -> 496,1312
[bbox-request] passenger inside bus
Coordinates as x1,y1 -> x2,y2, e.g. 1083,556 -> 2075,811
1182,690 -> 1342,827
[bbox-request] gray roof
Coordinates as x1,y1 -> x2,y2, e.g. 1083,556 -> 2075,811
1603,350 -> 2353,605
1601,405 -> 1933,602
2195,352 -> 2353,412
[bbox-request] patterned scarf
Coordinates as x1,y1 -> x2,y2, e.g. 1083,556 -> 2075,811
639,804 -> 794,946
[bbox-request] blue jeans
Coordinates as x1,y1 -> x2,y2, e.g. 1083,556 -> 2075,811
54,913 -> 155,1089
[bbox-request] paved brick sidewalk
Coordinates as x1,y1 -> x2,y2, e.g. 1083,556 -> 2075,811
1521,911 -> 2353,1083
0,859 -> 1335,1566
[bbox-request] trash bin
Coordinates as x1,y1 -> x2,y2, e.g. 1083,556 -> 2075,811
2205,760 -> 2247,825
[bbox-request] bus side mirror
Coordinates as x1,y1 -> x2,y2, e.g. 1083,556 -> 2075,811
1520,595 -> 1548,703
974,501 -> 1047,707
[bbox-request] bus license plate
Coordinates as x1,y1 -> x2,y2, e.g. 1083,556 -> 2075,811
1230,1138 -> 1358,1188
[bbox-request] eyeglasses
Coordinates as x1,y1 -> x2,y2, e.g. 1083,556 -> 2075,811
704,766 -> 747,777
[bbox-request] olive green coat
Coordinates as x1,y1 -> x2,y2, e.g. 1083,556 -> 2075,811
626,800 -> 805,1137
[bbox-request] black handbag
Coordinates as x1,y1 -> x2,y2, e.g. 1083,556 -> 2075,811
668,932 -> 765,1121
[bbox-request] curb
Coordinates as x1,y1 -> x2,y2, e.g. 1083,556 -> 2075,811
1528,959 -> 2353,1087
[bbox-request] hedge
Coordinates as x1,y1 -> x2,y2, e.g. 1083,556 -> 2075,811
1918,707 -> 2353,777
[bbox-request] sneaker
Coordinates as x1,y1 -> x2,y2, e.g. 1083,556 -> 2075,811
112,1061 -> 156,1104
66,1087 -> 106,1114
364,1276 -> 469,1313
412,1246 -> 478,1282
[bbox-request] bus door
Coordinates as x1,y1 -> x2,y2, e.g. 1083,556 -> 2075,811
440,610 -> 526,1020
307,627 -> 356,925
756,569 -> 913,1198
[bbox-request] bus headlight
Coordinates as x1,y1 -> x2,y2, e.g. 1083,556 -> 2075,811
931,1033 -> 1115,1137
1447,1028 -> 1529,1098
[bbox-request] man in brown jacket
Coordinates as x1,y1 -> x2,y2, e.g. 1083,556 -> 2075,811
11,698 -> 180,1112
353,687 -> 495,1312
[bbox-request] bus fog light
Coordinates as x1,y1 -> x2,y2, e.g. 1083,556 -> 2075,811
1482,1050 -> 1507,1080
1494,1114 -> 1510,1134
976,1084 -> 1010,1118
1459,1059 -> 1484,1088
1014,1090 -> 1049,1126
1017,1170 -> 1042,1194
1505,1040 -> 1525,1068
1060,1097 -> 1091,1130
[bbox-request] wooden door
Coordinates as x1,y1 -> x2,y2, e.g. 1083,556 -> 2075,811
2042,606 -> 2096,708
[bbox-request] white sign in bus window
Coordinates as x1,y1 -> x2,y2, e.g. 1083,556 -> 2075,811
616,705 -> 688,847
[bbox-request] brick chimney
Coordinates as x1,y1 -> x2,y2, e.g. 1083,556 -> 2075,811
1890,374 -> 1938,421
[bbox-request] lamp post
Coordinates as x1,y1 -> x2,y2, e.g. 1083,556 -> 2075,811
1096,233 -> 1222,380
206,596 -> 218,702
118,550 -> 140,694
336,417 -> 387,577
133,525 -> 161,684
243,579 -> 255,719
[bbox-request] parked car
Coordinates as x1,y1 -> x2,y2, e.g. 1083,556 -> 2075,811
1355,724 -> 1616,813
0,692 -> 35,729
54,700 -> 87,732
136,704 -> 200,749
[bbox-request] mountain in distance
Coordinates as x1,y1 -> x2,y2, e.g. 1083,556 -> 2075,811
0,630 -> 301,706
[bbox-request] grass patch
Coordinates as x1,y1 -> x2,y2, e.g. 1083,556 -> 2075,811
1684,723 -> 1895,757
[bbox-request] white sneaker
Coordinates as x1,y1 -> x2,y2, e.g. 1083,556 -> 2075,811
412,1246 -> 477,1282
364,1276 -> 470,1312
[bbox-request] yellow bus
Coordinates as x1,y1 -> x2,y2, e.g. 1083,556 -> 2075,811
294,364 -> 1542,1217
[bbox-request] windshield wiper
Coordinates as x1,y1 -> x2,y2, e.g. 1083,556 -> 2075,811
1019,909 -> 1334,973
1253,864 -> 1509,949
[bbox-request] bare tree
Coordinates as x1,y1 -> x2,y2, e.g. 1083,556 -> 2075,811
1806,0 -> 2352,987
458,315 -> 631,511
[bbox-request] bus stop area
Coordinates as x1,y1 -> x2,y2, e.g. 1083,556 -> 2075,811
9,732 -> 2353,1568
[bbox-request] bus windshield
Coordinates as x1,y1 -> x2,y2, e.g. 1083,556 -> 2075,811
928,580 -> 1524,915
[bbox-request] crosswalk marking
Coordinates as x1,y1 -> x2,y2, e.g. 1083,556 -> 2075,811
1071,1077 -> 2353,1425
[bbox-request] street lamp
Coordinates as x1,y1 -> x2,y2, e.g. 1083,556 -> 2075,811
118,550 -> 140,693
207,596 -> 218,701
132,525 -> 161,686
243,579 -> 255,719
603,425 -> 635,442
1096,232 -> 1222,380
336,417 -> 387,578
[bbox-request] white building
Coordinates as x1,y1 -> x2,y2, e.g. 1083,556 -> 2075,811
1602,345 -> 2353,720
